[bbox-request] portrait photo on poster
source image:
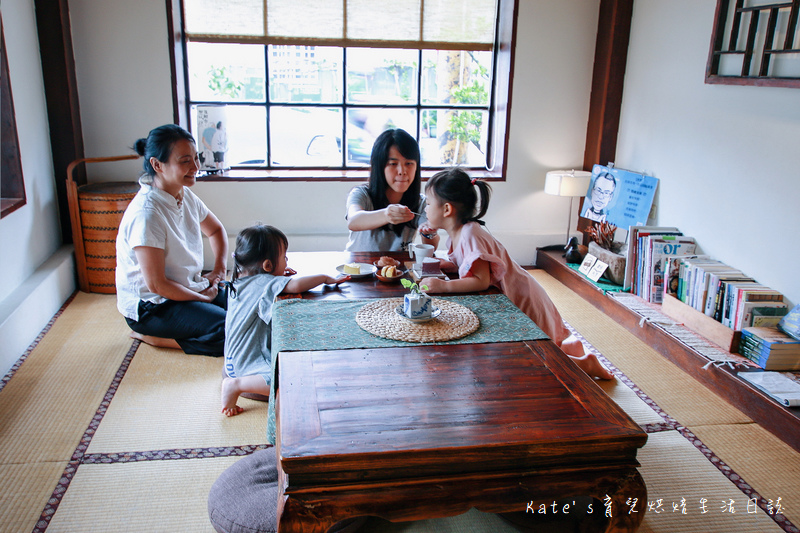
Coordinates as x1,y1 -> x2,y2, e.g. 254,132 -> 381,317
581,164 -> 658,228
196,105 -> 230,172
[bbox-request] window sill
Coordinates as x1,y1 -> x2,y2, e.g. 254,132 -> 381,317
196,168 -> 505,182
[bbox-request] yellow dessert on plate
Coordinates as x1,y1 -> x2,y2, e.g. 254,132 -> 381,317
342,263 -> 361,275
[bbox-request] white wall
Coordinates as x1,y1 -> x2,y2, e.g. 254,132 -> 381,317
616,0 -> 800,306
0,0 -> 76,376
68,0 -> 601,268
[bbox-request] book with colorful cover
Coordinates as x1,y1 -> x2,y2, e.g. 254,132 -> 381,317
705,271 -> 748,318
624,226 -> 680,293
648,237 -> 697,304
663,255 -> 704,299
739,342 -> 800,371
698,265 -> 741,316
741,327 -> 800,349
732,287 -> 784,330
778,303 -> 800,342
745,303 -> 789,328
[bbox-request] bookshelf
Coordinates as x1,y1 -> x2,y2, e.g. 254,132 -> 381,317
536,248 -> 800,453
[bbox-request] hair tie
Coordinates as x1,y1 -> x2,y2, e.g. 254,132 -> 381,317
471,178 -> 477,185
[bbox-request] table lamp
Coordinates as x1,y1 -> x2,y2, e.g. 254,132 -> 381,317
544,169 -> 592,245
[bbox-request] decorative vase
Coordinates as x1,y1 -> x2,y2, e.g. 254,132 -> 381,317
588,241 -> 626,285
564,237 -> 583,264
404,292 -> 432,319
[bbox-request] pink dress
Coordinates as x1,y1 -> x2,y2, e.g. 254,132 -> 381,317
448,222 -> 570,345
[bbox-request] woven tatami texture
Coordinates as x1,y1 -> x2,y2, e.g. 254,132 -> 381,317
0,293 -> 131,464
46,457 -> 240,533
688,423 -> 800,517
1,279 -> 797,532
635,431 -> 783,532
530,270 -> 754,427
87,343 -> 266,454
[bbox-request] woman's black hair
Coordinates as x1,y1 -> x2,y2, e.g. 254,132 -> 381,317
425,168 -> 492,225
229,225 -> 289,297
368,128 -> 422,236
132,124 -> 196,183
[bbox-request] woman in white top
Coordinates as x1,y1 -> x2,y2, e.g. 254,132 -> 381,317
345,128 -> 439,252
115,124 -> 229,356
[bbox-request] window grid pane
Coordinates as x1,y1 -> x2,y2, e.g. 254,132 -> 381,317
182,2 -> 497,172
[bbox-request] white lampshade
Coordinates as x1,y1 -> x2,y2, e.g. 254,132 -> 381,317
544,170 -> 592,197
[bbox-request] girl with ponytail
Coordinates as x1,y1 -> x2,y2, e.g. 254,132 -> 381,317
420,168 -> 613,380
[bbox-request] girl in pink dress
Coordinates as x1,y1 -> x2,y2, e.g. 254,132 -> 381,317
419,168 -> 613,380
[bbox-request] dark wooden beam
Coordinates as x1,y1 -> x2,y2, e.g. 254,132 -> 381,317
578,0 -> 634,235
34,0 -> 85,243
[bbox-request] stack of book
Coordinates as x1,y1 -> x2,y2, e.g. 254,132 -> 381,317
739,327 -> 800,371
664,257 -> 787,330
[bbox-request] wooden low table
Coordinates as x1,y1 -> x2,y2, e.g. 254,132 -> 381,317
276,340 -> 648,532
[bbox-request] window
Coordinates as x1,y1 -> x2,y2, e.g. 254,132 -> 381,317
1,16 -> 26,218
169,0 -> 516,179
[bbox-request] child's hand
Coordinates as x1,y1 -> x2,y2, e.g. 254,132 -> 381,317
326,274 -> 350,285
420,277 -> 447,293
283,267 -> 297,277
418,223 -> 437,240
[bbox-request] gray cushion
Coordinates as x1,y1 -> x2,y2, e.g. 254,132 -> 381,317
208,447 -> 366,533
208,448 -> 279,533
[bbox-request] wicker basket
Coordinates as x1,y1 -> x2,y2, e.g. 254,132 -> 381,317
67,155 -> 140,293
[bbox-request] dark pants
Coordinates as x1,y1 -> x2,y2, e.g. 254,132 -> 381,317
126,290 -> 227,357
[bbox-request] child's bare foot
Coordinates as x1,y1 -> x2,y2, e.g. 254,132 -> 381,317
129,331 -> 181,350
559,335 -> 586,357
570,353 -> 614,380
221,377 -> 244,417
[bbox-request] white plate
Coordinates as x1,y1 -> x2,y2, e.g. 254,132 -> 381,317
394,305 -> 441,323
336,263 -> 377,278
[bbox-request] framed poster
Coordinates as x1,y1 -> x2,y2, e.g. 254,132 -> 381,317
581,164 -> 658,228
196,105 -> 229,172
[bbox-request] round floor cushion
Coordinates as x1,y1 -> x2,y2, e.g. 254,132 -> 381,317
208,447 -> 366,533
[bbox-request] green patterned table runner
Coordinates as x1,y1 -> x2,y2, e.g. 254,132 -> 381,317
266,293 -> 548,444
566,262 -> 628,293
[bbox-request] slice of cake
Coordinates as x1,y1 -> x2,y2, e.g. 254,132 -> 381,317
421,257 -> 441,275
342,263 -> 361,275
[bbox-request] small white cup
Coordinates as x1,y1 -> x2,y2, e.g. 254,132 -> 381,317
410,243 -> 435,268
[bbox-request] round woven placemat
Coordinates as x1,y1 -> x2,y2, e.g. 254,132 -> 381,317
355,297 -> 480,343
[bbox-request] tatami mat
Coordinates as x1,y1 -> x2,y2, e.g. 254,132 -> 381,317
635,431 -> 783,532
0,462 -> 70,533
0,293 -> 131,464
87,344 -> 267,454
687,423 -> 800,516
45,456 -> 240,533
3,279 -> 797,533
530,271 -> 754,427
595,374 -> 665,426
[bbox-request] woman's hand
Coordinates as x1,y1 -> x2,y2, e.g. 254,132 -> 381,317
198,281 -> 220,302
203,269 -> 225,287
385,204 -> 415,225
